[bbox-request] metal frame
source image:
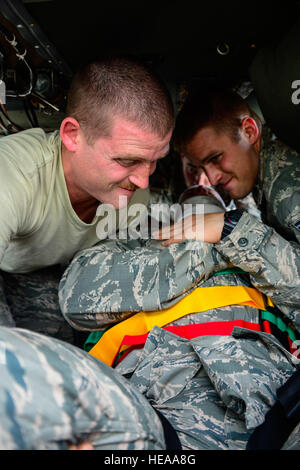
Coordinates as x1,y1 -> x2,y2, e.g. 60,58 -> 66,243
0,0 -> 73,79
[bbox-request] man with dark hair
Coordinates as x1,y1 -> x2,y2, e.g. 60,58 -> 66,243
154,86 -> 300,286
174,87 -> 262,150
0,56 -> 174,337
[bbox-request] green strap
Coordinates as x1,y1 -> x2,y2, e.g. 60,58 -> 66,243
214,268 -> 252,287
261,310 -> 298,342
214,268 -> 247,276
84,329 -> 108,352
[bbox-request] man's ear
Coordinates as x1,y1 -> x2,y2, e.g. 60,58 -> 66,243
60,117 -> 82,152
240,116 -> 260,146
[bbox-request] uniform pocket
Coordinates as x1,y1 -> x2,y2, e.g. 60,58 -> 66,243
191,328 -> 298,430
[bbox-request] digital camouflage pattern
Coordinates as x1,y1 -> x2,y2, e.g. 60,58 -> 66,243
0,265 -> 75,344
57,130 -> 300,449
116,324 -> 299,450
59,212 -> 300,335
0,126 -> 299,450
1,266 -> 299,449
59,238 -> 229,330
252,126 -> 300,244
58,235 -> 300,449
0,326 -> 165,450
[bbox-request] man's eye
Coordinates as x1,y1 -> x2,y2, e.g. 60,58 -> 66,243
210,154 -> 222,163
116,159 -> 137,167
187,166 -> 198,174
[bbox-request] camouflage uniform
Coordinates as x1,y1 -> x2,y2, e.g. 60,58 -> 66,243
115,323 -> 299,450
59,205 -> 300,336
57,226 -> 300,450
0,241 -> 299,449
0,265 -> 75,344
1,242 -> 299,449
2,128 -> 299,449
0,326 -> 165,450
252,126 -> 300,244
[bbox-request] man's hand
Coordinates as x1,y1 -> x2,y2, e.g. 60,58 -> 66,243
68,441 -> 94,450
152,212 -> 224,246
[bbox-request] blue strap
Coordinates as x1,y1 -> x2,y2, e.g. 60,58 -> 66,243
152,407 -> 182,450
246,370 -> 300,449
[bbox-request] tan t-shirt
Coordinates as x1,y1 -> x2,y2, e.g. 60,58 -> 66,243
0,128 -> 149,273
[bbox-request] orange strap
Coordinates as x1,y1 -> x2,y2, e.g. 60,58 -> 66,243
89,285 -> 270,366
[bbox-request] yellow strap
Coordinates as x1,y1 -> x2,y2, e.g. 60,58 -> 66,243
89,285 -> 269,366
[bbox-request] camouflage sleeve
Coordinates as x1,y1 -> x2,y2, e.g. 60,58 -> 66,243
215,211 -> 300,332
269,164 -> 300,244
0,326 -> 165,450
58,237 -> 228,331
286,192 -> 300,244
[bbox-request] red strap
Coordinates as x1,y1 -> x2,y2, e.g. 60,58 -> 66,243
122,320 -> 262,347
115,320 -> 262,366
263,320 -> 272,334
288,337 -> 299,356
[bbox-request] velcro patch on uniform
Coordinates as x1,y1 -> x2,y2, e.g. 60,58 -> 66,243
293,219 -> 300,231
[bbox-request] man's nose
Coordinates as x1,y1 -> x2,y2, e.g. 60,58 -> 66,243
128,165 -> 152,190
204,166 -> 223,186
197,172 -> 211,187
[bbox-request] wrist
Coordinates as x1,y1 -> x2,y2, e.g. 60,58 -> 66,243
221,210 -> 244,240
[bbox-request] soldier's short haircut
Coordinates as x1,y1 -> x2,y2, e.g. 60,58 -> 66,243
174,86 -> 260,152
66,56 -> 175,144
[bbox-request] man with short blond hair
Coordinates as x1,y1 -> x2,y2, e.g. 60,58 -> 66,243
66,58 -> 174,144
0,56 -> 174,337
